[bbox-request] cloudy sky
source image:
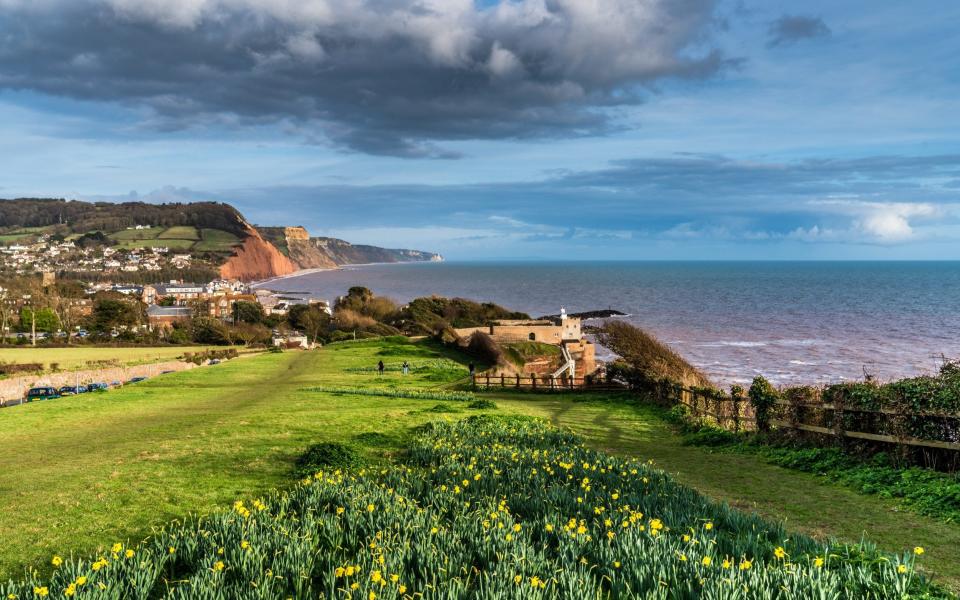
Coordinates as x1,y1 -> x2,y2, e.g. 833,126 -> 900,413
1,0 -> 958,259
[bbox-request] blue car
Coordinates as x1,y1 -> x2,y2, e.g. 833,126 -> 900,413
126,376 -> 147,385
59,386 -> 80,396
88,382 -> 109,392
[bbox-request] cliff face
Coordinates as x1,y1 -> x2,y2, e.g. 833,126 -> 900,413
254,226 -> 442,270
313,237 -> 443,265
219,227 -> 297,281
284,227 -> 338,269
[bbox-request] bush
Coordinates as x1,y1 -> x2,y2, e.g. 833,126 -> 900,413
596,321 -> 710,388
464,331 -> 505,367
467,398 -> 498,410
295,442 -> 362,475
748,376 -> 779,432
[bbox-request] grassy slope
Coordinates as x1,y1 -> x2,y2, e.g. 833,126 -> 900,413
492,395 -> 960,590
0,339 -> 958,589
0,338 -> 472,578
0,346 -> 245,372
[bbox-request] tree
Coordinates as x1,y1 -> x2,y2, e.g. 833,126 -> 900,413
190,317 -> 233,345
289,304 -> 331,344
19,306 -> 59,333
92,298 -> 141,332
234,301 -> 264,324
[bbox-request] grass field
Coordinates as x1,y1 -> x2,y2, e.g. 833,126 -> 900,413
0,346 -> 246,372
109,228 -> 161,241
157,226 -> 200,240
0,337 -> 957,592
195,228 -> 241,252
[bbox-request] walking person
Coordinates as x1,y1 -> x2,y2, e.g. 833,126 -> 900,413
377,360 -> 385,377
401,361 -> 409,376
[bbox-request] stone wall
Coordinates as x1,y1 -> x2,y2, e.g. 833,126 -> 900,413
0,359 -> 200,405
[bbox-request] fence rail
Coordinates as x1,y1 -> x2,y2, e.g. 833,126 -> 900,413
472,373 -> 625,393
667,384 -> 960,452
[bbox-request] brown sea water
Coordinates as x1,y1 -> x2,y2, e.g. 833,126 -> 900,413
256,261 -> 960,386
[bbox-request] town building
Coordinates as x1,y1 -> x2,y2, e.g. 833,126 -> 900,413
146,305 -> 192,329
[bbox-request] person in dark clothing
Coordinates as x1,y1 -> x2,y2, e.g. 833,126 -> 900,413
468,363 -> 475,377
377,360 -> 385,376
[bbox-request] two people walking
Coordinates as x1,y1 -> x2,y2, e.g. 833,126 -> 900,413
376,360 -> 410,376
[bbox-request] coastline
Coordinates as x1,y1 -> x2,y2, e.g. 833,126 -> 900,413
249,260 -> 440,290
250,266 -> 337,289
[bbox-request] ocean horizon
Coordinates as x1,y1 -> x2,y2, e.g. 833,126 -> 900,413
255,260 -> 960,388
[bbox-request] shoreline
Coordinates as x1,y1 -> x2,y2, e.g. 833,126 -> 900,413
249,260 -> 439,290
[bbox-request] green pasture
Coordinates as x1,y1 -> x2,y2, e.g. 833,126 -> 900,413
0,337 -> 957,591
0,346 -> 247,373
109,228 -> 161,241
194,228 -> 241,252
157,226 -> 199,240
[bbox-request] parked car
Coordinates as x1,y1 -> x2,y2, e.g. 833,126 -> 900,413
76,329 -> 89,338
88,382 -> 109,392
58,386 -> 80,395
111,381 -> 122,387
26,387 -> 61,401
209,359 -> 221,365
126,376 -> 147,384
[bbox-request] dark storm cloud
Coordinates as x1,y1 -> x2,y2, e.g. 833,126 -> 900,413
766,15 -> 831,48
0,0 -> 725,157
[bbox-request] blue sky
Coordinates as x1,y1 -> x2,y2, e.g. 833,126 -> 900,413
1,0 -> 958,259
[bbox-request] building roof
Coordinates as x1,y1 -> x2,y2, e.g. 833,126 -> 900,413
147,306 -> 193,318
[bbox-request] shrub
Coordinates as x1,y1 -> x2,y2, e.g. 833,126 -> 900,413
467,399 -> 498,410
749,375 -> 779,432
463,331 -> 505,367
295,442 -> 362,475
596,321 -> 710,388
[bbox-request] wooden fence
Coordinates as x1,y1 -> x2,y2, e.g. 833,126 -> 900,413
670,385 -> 960,452
472,373 -> 625,393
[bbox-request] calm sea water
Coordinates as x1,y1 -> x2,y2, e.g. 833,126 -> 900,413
256,261 -> 960,386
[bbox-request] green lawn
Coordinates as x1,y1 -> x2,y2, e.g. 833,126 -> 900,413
113,238 -> 196,250
0,346 -> 246,372
195,228 -> 241,252
109,228 -> 161,241
1,338 -> 957,591
157,226 -> 200,240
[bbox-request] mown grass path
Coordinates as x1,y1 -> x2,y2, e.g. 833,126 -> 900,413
493,395 -> 960,591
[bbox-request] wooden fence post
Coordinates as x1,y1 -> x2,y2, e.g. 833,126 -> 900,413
531,376 -> 536,391
516,374 -> 521,389
730,387 -> 743,433
501,373 -> 505,388
833,389 -> 846,448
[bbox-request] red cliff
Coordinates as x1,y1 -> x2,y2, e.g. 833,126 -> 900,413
219,227 -> 296,281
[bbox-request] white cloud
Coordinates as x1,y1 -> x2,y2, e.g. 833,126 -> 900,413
810,199 -> 942,243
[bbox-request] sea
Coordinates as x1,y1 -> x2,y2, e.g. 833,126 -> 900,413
255,261 -> 960,387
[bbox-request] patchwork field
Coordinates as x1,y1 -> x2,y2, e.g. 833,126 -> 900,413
106,226 -> 241,252
0,337 -> 957,594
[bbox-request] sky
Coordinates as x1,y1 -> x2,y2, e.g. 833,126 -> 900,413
1,0 -> 959,260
